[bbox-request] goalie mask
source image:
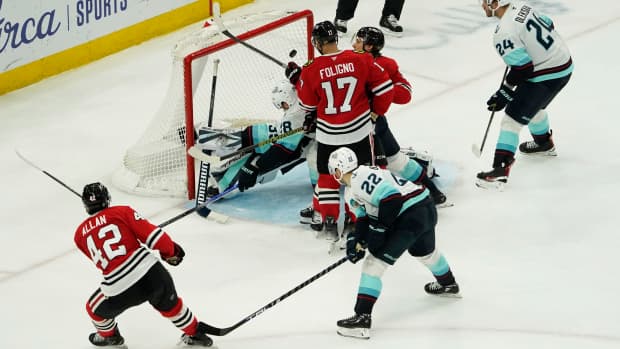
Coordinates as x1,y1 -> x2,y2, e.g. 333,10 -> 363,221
271,80 -> 297,110
328,147 -> 358,183
82,182 -> 111,215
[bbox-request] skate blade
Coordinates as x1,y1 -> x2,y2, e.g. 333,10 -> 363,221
519,149 -> 557,156
177,341 -> 218,348
428,292 -> 463,299
436,201 -> 454,209
475,178 -> 506,191
299,217 -> 312,224
337,327 -> 370,339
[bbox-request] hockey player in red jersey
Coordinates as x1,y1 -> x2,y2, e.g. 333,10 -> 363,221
352,26 -> 448,206
286,20 -> 394,240
74,183 -> 213,347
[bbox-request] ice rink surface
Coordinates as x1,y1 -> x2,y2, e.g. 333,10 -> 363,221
1,1 -> 619,348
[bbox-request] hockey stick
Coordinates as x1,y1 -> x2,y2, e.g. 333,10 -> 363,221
16,149 -> 82,197
212,2 -> 287,68
188,126 -> 304,166
202,256 -> 349,336
472,66 -> 510,158
158,183 -> 237,228
16,149 -> 232,227
195,58 -> 221,218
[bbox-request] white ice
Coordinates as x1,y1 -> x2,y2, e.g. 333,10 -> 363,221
1,0 -> 619,348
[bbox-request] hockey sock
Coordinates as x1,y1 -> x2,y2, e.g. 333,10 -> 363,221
159,298 -> 198,335
86,289 -> 118,337
317,174 -> 341,220
528,110 -> 551,144
354,273 -> 382,315
495,114 -> 521,159
416,249 -> 456,286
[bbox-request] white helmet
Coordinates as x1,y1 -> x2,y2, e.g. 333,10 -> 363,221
271,80 -> 297,109
328,147 -> 358,182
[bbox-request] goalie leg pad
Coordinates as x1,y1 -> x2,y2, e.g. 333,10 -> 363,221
387,151 -> 424,183
196,126 -> 243,156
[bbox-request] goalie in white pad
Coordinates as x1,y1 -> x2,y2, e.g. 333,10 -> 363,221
193,80 -> 317,195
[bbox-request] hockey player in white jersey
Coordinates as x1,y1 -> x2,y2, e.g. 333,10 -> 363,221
328,147 -> 460,339
193,80 -> 317,194
476,0 -> 573,189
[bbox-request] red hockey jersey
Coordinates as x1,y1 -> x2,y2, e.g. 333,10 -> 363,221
74,206 -> 176,296
297,50 -> 394,145
375,55 -> 412,105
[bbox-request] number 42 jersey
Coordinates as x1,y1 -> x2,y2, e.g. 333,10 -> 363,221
74,206 -> 176,296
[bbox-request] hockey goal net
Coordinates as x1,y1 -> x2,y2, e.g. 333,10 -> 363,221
112,9 -> 314,199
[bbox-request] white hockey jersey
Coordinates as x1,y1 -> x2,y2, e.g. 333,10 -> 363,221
345,166 -> 429,221
494,2 -> 573,82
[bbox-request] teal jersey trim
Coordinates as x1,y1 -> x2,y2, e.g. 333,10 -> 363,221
358,273 -> 382,298
503,47 -> 532,66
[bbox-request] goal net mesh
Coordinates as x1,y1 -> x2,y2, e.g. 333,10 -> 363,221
112,10 -> 313,198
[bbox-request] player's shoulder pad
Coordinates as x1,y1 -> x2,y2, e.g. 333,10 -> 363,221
303,59 -> 314,67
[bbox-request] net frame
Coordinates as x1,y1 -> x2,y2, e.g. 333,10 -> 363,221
112,10 -> 314,199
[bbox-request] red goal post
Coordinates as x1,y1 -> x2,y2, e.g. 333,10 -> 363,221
112,10 -> 314,199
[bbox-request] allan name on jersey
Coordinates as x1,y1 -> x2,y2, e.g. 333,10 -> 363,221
82,215 -> 107,236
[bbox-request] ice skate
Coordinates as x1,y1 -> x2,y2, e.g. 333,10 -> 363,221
336,313 -> 371,339
315,216 -> 338,241
475,158 -> 514,190
299,204 -> 314,224
88,328 -> 127,348
379,14 -> 403,37
334,18 -> 348,35
178,322 -> 214,347
519,136 -> 557,156
424,281 -> 461,298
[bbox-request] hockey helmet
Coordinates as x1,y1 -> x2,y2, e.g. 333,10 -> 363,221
328,147 -> 358,182
271,80 -> 297,110
311,21 -> 338,48
355,27 -> 385,54
82,182 -> 111,215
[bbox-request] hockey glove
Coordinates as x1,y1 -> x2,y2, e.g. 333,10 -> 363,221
285,61 -> 302,85
486,85 -> 515,111
238,162 -> 259,192
303,111 -> 317,134
346,234 -> 366,264
165,243 -> 185,266
367,220 -> 387,254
